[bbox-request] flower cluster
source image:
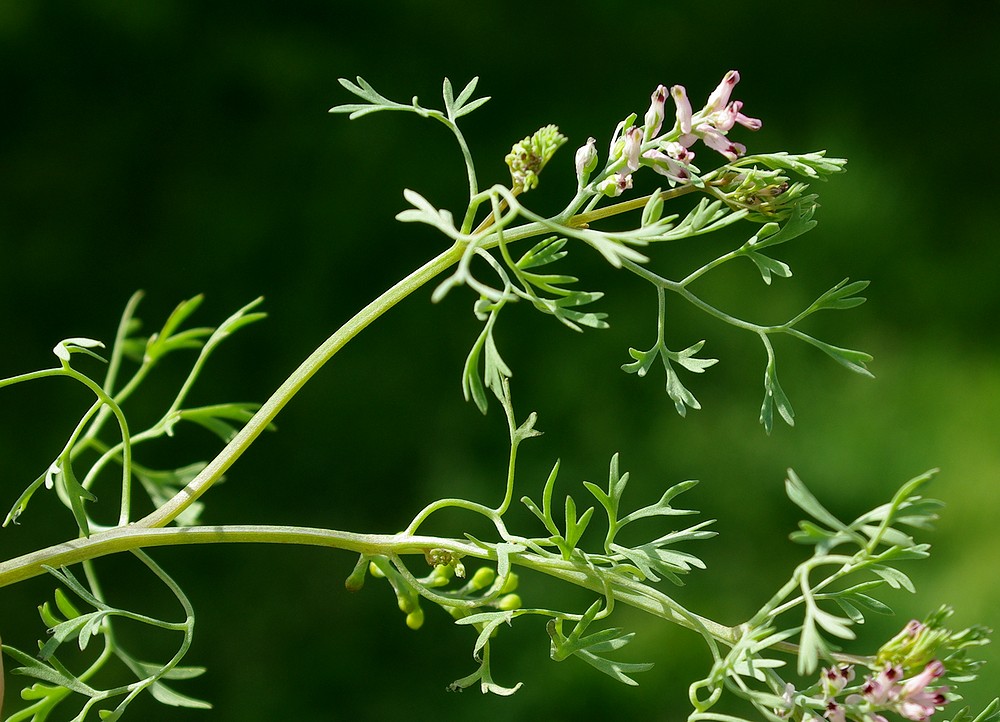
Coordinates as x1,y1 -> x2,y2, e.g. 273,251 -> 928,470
576,70 -> 761,196
820,660 -> 949,722
505,123 -> 568,192
775,610 -> 991,722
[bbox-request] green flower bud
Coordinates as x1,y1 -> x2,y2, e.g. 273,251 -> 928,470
368,561 -> 386,578
427,564 -> 454,587
344,565 -> 367,592
497,594 -> 522,611
397,595 -> 418,614
470,567 -> 496,591
575,137 -> 598,186
499,572 -> 519,595
405,608 -> 425,630
505,124 -> 567,193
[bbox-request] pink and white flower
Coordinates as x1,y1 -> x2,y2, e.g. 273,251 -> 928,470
897,661 -> 949,721
575,136 -> 598,184
644,84 -> 668,140
669,70 -> 761,162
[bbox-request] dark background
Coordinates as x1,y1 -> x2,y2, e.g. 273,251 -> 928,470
2,2 -> 998,720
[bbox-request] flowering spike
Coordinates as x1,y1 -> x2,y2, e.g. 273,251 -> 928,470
505,124 -> 567,193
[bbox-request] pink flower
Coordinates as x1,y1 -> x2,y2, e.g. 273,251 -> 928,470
897,661 -> 949,721
705,70 -> 740,113
597,173 -> 633,197
663,140 -> 694,165
641,149 -> 689,184
824,701 -> 846,722
671,84 -> 693,134
900,660 -> 945,695
644,84 -> 668,140
669,70 -> 761,162
862,665 -> 903,706
898,691 -> 949,722
821,665 -> 856,697
623,125 -> 643,172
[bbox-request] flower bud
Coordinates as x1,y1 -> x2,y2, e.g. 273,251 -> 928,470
575,137 -> 598,186
644,84 -> 667,140
470,566 -> 496,591
405,608 -> 425,630
499,572 -> 519,594
623,126 -> 642,172
506,124 -> 567,192
427,564 -> 454,587
397,595 -> 417,614
497,594 -> 522,611
344,564 -> 367,592
671,85 -> 693,134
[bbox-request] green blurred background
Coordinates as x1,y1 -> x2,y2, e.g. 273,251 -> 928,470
2,2 -> 998,720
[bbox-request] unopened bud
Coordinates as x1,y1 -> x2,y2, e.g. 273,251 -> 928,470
575,137 -> 598,186
398,595 -> 417,614
671,85 -> 693,135
345,565 -> 367,592
497,594 -> 522,611
644,85 -> 667,140
499,572 -> 519,594
405,608 -> 425,630
505,124 -> 567,192
470,567 -> 496,591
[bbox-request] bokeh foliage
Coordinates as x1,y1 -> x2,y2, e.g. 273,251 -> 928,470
1,2 -> 998,719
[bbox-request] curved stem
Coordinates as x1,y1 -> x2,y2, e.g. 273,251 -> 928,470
403,498 -> 506,537
0,523 -> 738,648
61,367 -> 134,526
622,258 -> 770,334
136,241 -> 466,529
83,290 -> 146,445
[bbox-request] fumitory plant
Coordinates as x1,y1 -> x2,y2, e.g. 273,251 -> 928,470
0,70 -> 996,721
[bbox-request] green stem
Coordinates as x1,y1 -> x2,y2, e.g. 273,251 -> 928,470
135,241 -> 466,529
134,181 -> 673,531
83,290 -> 146,445
568,185 -> 701,227
61,367 -> 134,526
622,258 -> 769,334
0,523 -> 737,647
